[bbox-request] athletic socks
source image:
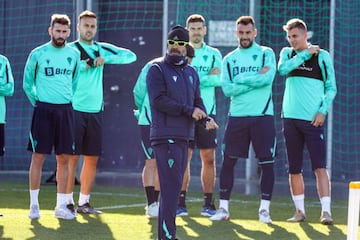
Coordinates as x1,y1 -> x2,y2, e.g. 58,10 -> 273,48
259,199 -> 271,212
66,192 -> 74,205
154,190 -> 160,202
145,186 -> 156,206
78,193 -> 90,206
178,191 -> 187,207
219,199 -> 229,212
204,193 -> 213,206
29,189 -> 40,206
292,194 -> 305,214
320,196 -> 331,214
56,193 -> 67,208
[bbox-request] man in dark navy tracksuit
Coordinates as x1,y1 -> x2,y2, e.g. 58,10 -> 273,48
146,25 -> 218,240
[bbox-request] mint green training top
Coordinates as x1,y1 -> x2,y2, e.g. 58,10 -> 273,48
278,47 -> 337,121
23,42 -> 81,106
0,55 -> 14,123
191,43 -> 222,115
70,41 -> 137,113
221,42 -> 276,117
133,57 -> 162,126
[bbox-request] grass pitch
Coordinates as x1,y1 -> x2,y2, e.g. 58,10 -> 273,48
0,181 -> 354,239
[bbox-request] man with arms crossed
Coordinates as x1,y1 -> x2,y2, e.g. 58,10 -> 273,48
176,14 -> 222,217
24,14 -> 80,220
210,16 -> 276,223
66,10 -> 137,214
278,18 -> 337,225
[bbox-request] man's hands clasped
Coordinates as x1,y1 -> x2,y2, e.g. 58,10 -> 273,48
192,107 -> 219,130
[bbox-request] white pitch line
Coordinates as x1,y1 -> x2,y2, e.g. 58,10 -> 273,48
97,203 -> 146,210
2,188 -> 348,210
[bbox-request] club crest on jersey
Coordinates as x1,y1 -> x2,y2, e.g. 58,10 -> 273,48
67,57 -> 72,65
172,76 -> 177,82
203,55 -> 208,62
252,54 -> 258,61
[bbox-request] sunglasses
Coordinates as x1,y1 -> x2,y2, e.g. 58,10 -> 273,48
167,40 -> 189,47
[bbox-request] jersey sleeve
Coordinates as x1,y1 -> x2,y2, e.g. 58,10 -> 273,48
278,47 -> 312,76
220,57 -> 253,97
133,62 -> 151,112
99,42 -> 137,64
318,50 -> 337,115
199,49 -> 222,88
23,51 -> 38,105
0,57 -> 14,96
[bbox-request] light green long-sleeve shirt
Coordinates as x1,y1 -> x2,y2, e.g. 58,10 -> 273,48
191,43 -> 222,115
23,42 -> 81,106
278,47 -> 337,121
70,41 -> 137,113
0,55 -> 14,123
133,57 -> 162,125
221,42 -> 276,116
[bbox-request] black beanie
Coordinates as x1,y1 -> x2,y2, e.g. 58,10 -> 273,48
167,25 -> 189,42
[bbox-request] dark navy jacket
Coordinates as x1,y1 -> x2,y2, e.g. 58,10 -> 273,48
146,54 -> 206,142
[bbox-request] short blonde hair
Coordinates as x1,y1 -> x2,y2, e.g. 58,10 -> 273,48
283,18 -> 307,32
78,10 -> 97,21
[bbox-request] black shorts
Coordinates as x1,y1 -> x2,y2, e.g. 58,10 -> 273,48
188,116 -> 217,149
0,124 -> 4,156
283,118 -> 326,173
73,110 -> 103,156
27,101 -> 74,155
140,125 -> 155,159
223,115 -> 276,159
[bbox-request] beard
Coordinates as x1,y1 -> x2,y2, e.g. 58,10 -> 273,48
239,39 -> 253,49
52,36 -> 66,47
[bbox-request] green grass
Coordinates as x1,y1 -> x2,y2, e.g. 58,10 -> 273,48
0,181 -> 355,239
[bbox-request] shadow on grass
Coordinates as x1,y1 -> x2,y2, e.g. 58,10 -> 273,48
175,216 -> 346,240
0,224 -> 13,240
28,214 -> 115,240
176,217 -> 294,240
148,218 -> 157,240
299,221 -> 346,240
